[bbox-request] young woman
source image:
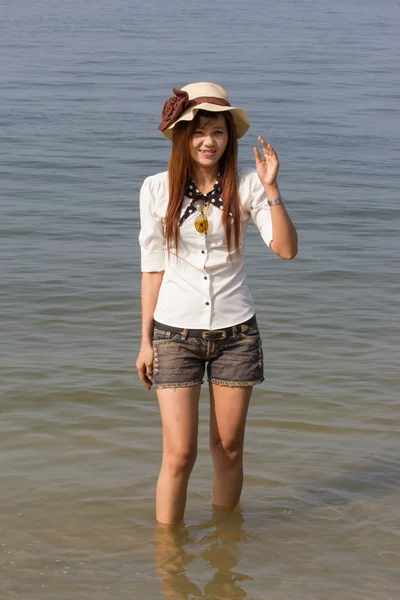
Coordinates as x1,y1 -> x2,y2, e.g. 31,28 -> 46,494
136,82 -> 297,525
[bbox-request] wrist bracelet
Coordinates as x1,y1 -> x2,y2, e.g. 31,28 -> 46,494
268,196 -> 283,207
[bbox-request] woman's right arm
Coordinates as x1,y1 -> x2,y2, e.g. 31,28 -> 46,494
136,271 -> 164,390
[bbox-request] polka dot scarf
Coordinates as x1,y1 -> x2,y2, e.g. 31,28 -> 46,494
179,175 -> 230,227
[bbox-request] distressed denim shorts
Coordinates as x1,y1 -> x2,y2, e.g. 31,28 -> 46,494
152,315 -> 264,389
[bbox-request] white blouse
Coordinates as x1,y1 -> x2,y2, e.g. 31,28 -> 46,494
139,168 -> 273,329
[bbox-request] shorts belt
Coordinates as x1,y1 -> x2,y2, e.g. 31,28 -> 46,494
153,315 -> 257,341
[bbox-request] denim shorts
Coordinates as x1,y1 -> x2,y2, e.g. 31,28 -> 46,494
152,315 -> 264,389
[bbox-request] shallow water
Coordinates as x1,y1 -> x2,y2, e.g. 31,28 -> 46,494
1,0 -> 400,598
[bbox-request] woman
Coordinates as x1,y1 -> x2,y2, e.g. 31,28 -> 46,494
136,82 -> 297,525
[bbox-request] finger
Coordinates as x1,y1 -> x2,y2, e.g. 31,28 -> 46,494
145,363 -> 153,380
253,146 -> 262,167
136,363 -> 145,376
143,377 -> 152,390
264,143 -> 278,158
137,368 -> 152,389
137,364 -> 148,382
258,136 -> 269,150
259,137 -> 276,155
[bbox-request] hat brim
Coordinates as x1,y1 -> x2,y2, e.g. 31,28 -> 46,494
161,104 -> 250,140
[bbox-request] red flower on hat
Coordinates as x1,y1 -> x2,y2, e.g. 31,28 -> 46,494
158,88 -> 189,132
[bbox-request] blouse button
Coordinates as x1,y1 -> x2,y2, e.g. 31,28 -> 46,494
204,276 -> 207,280
205,302 -> 210,306
201,250 -> 205,254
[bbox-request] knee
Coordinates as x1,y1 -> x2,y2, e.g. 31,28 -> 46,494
210,437 -> 243,467
163,444 -> 197,477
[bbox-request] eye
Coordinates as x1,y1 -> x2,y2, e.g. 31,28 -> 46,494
214,130 -> 224,135
193,130 -> 203,135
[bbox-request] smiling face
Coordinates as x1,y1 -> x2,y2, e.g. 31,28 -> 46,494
189,113 -> 229,172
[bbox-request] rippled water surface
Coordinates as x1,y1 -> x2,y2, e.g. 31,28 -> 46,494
1,0 -> 399,598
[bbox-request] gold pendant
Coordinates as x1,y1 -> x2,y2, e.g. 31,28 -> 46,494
195,213 -> 209,233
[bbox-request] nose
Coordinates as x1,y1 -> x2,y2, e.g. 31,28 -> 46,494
204,135 -> 215,147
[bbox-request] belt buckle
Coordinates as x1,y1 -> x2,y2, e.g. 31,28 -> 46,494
201,330 -> 227,341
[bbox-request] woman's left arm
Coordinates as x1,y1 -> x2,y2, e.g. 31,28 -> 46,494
254,136 -> 298,260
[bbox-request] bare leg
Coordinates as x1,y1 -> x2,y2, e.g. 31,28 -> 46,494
156,385 -> 201,525
209,383 -> 252,508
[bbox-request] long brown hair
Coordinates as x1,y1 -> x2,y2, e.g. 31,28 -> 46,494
165,110 -> 241,254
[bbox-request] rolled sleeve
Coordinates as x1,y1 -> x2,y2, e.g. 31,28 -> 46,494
249,172 -> 273,247
138,177 -> 166,272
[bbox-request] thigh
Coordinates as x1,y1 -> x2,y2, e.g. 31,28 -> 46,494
157,385 -> 201,453
209,383 -> 252,446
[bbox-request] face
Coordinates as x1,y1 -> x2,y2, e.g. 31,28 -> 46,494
189,114 -> 229,170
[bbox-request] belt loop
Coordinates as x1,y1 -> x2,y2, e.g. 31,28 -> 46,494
181,328 -> 188,341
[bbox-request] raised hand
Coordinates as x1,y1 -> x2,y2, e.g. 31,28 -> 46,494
253,136 -> 279,187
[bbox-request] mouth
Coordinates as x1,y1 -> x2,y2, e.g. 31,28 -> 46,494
200,150 -> 217,158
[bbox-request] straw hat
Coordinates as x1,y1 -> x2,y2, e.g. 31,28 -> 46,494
158,82 -> 250,140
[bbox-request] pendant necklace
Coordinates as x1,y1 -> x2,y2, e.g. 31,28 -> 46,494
194,200 -> 210,234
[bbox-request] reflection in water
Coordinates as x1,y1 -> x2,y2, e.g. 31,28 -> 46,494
154,523 -> 202,599
201,508 -> 255,600
153,508 -> 257,600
